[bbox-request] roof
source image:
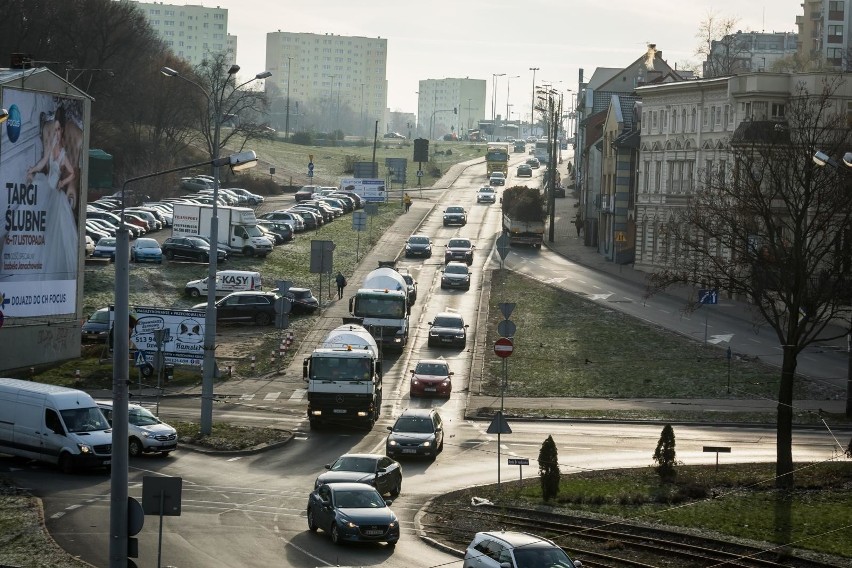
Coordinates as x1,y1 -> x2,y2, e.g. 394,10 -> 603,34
477,531 -> 558,547
400,408 -> 438,417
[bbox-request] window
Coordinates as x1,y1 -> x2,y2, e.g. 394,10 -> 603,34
771,103 -> 785,119
654,161 -> 662,193
710,106 -> 716,128
719,159 -> 727,181
703,108 -> 709,128
681,109 -> 687,133
643,161 -> 650,193
652,111 -> 658,130
662,110 -> 668,131
690,108 -> 696,131
715,106 -> 722,126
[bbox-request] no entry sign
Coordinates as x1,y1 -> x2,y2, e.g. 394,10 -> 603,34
494,337 -> 514,358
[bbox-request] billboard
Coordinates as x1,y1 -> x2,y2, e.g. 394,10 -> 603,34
339,178 -> 387,202
0,88 -> 83,318
110,306 -> 206,367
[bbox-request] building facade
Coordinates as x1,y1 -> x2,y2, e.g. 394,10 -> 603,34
127,1 -> 234,68
417,78 -> 486,140
265,32 -> 388,137
703,31 -> 798,76
797,0 -> 852,68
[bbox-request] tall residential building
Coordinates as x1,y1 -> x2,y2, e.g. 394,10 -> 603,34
702,31 -> 798,76
265,32 -> 387,136
797,0 -> 851,68
125,1 -> 235,67
417,78 -> 486,140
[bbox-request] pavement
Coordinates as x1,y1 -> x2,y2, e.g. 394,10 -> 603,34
95,156 -> 849,421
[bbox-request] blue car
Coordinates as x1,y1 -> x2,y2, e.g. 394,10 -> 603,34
130,238 -> 163,263
306,482 -> 400,546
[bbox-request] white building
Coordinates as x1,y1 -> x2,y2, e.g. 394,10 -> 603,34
417,78 -> 486,140
265,32 -> 388,136
125,1 -> 235,67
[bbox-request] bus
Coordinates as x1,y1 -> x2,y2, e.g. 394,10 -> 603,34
485,143 -> 510,176
534,139 -> 551,165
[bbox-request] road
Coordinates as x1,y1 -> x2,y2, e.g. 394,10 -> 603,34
3,149 -> 849,568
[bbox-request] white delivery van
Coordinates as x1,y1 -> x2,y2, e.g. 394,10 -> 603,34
184,270 -> 262,298
96,400 -> 178,457
0,378 -> 112,473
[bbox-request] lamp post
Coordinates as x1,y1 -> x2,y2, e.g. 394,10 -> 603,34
506,75 -> 519,140
529,67 -> 539,138
492,73 -> 505,140
109,150 -> 257,568
161,64 -> 271,436
813,150 -> 852,418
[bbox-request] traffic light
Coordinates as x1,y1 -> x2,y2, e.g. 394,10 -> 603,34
413,138 -> 429,162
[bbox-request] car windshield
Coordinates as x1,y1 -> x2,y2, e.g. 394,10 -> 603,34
445,265 -> 468,275
408,236 -> 429,244
393,416 -> 435,434
186,237 -> 207,247
331,456 -> 377,473
491,172 -> 505,178
402,275 -> 414,285
415,362 -> 448,375
448,239 -> 471,248
333,489 -> 385,509
355,295 -> 406,318
433,316 -> 463,328
513,546 -> 576,568
89,310 -> 109,323
98,238 -> 116,247
446,207 -> 464,213
136,239 -> 159,249
61,407 -> 110,433
479,187 -> 494,192
310,357 -> 372,381
129,406 -> 160,426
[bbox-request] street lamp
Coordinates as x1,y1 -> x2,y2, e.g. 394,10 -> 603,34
529,67 -> 539,138
161,64 -> 271,436
813,149 -> 852,419
492,73 -> 505,140
109,150 -> 257,567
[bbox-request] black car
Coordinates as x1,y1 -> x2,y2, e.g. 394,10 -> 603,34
404,234 -> 433,258
193,291 -> 279,325
444,237 -> 475,265
442,206 -> 467,227
516,164 -> 533,177
306,482 -> 400,546
288,208 -> 321,229
315,453 -> 403,497
427,311 -> 469,348
400,273 -> 417,304
386,408 -> 445,460
161,236 -> 227,263
81,307 -> 110,342
271,286 -> 319,314
441,262 -> 471,291
258,220 -> 294,243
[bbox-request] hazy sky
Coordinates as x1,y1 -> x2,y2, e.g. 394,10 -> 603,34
179,0 -> 802,118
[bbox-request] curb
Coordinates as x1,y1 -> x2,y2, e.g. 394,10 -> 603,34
414,496 -> 466,558
177,434 -> 294,456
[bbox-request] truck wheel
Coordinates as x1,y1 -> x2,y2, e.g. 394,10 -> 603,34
242,246 -> 255,257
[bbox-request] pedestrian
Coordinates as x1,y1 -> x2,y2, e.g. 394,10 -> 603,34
574,212 -> 583,237
335,271 -> 347,299
404,192 -> 412,213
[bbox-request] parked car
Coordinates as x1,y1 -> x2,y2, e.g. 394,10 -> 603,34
96,401 -> 178,457
92,236 -> 119,261
180,176 -> 214,191
442,205 -> 467,226
404,234 -> 432,258
193,291 -> 279,326
294,185 -> 319,202
85,235 -> 95,257
476,186 -> 497,203
314,453 -> 403,497
383,132 -> 405,139
258,220 -> 294,243
489,171 -> 506,186
191,234 -> 234,258
161,236 -> 227,263
225,187 -> 264,205
441,262 -> 471,291
271,286 -> 319,315
260,211 -> 305,232
516,164 -> 533,177
444,238 -> 475,265
427,311 -> 468,347
130,238 -> 163,263
409,359 -> 453,398
288,208 -> 321,229
256,223 -> 283,245
81,307 -> 110,342
462,531 -> 583,568
385,408 -> 444,460
306,482 -> 400,546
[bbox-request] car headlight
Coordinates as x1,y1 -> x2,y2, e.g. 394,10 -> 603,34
405,244 -> 412,250
421,441 -> 432,447
77,444 -> 93,454
429,330 -> 438,337
142,430 -> 155,439
455,332 -> 465,338
388,439 -> 398,447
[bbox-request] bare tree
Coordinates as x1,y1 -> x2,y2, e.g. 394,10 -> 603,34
647,76 -> 852,489
696,12 -> 750,78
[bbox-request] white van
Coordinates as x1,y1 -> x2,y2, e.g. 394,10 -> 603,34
96,401 -> 178,457
0,378 -> 112,473
184,270 -> 262,298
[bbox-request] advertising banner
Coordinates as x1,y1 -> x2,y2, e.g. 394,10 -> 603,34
0,88 -> 83,318
171,204 -> 202,236
110,306 -> 206,367
339,178 -> 387,202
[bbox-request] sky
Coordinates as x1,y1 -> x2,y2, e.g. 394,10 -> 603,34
179,0 -> 802,119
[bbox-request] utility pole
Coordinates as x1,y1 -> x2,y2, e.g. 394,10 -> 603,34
506,75 -> 519,140
529,67 -> 539,138
284,56 -> 292,140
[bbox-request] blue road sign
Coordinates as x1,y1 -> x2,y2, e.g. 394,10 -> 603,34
134,351 -> 147,367
698,289 -> 719,305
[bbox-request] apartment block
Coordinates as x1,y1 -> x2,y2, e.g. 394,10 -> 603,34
417,78 -> 486,140
797,0 -> 852,68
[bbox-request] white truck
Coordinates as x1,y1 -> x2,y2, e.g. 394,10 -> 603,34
303,324 -> 383,429
348,264 -> 409,350
171,203 -> 273,257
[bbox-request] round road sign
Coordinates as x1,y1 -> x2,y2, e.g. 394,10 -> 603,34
494,337 -> 514,358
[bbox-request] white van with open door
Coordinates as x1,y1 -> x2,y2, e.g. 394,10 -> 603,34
0,378 -> 112,473
184,270 -> 262,298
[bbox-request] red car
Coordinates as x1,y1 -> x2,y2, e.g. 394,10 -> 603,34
409,359 -> 453,398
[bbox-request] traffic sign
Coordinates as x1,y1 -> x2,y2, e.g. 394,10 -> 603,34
499,302 -> 515,319
698,289 -> 719,305
496,233 -> 510,260
416,170 -> 423,177
352,211 -> 367,231
486,411 -> 512,434
615,231 -> 626,242
133,351 -> 147,367
497,320 -> 516,338
494,337 -> 514,358
507,458 -> 529,466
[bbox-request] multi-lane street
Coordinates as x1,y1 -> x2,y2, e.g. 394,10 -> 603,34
3,153 -> 848,568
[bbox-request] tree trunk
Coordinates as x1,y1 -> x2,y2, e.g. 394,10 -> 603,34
776,345 -> 797,489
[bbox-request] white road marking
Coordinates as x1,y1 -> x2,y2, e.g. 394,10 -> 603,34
264,392 -> 281,401
239,394 -> 255,401
289,389 -> 306,401
226,457 -> 243,462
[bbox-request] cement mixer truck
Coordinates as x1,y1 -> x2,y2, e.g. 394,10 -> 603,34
348,263 -> 409,350
303,324 -> 383,429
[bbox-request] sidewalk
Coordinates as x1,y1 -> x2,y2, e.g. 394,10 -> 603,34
109,157 -> 848,421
